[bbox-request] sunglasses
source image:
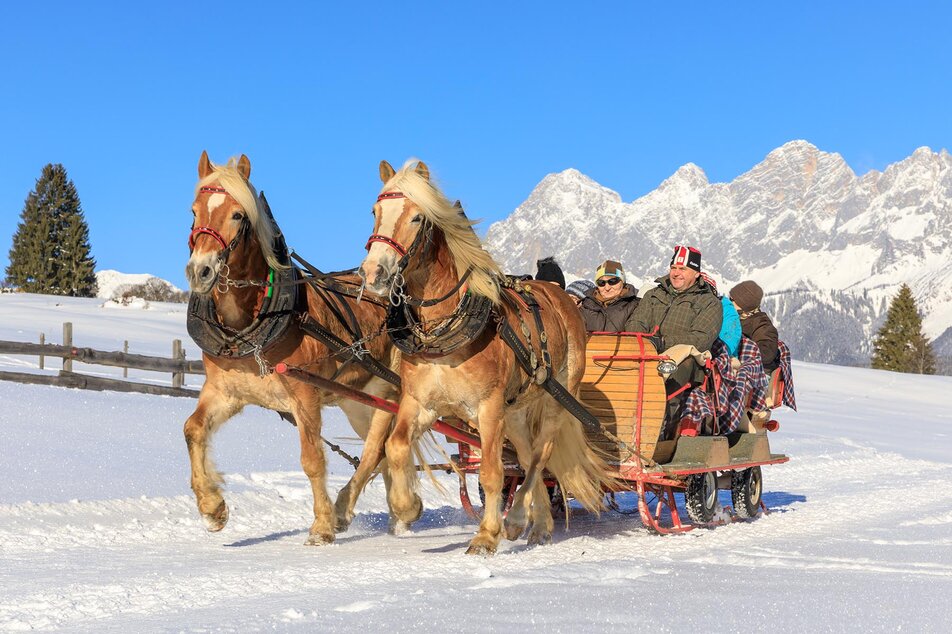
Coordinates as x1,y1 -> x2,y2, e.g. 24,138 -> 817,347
597,277 -> 621,287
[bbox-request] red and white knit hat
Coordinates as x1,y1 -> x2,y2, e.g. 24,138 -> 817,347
670,245 -> 701,272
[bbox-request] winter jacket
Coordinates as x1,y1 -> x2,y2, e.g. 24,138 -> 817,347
579,284 -> 640,332
740,309 -> 779,372
719,296 -> 742,357
624,275 -> 723,354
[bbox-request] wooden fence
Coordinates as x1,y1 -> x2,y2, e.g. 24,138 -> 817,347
0,322 -> 204,398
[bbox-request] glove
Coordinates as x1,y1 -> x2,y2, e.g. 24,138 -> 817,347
663,344 -> 710,367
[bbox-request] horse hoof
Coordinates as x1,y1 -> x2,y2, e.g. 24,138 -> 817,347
304,532 -> 334,546
503,520 -> 526,542
201,501 -> 229,532
334,515 -> 352,534
527,530 -> 552,547
389,519 -> 412,536
465,541 -> 497,557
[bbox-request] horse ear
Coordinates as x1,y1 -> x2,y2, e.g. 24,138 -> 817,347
379,160 -> 395,183
198,150 -> 213,178
237,154 -> 252,180
414,161 -> 430,181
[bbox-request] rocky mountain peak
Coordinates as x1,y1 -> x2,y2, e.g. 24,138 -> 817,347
483,141 -> 952,371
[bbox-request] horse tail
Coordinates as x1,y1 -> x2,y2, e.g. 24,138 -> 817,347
544,411 -> 616,514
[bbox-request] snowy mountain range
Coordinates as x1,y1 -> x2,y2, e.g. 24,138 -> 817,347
484,141 -> 952,371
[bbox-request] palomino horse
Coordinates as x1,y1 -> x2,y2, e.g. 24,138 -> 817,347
358,159 -> 613,555
184,151 -> 404,545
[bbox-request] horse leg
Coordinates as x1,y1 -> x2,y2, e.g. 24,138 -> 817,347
467,397 -> 507,556
334,400 -> 394,532
499,410 -> 536,542
385,395 -> 431,534
183,389 -> 241,532
289,391 -> 336,546
519,403 -> 562,546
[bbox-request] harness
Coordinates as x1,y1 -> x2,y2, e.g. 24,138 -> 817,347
367,192 -> 488,356
187,189 -> 399,387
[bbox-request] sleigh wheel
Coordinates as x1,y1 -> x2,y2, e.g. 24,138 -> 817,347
731,466 -> 762,518
685,471 -> 718,524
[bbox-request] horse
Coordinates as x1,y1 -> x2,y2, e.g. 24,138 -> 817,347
357,159 -> 614,555
183,151 -> 406,545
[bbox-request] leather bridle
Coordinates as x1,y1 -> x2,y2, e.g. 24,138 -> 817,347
188,186 -> 249,263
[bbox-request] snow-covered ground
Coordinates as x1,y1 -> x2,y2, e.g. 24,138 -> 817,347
1,293 -> 951,632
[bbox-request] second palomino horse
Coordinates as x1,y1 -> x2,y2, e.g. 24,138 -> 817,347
358,159 -> 614,555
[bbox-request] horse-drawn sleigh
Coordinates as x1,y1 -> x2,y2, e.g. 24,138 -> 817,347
183,153 -> 795,553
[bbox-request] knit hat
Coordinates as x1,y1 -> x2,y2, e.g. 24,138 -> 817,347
729,280 -> 764,312
566,279 -> 596,300
670,245 -> 701,272
535,256 -> 566,289
594,259 -> 625,282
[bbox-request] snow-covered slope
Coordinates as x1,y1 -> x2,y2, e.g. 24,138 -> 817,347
485,141 -> 952,369
96,269 -> 185,302
1,293 -> 951,631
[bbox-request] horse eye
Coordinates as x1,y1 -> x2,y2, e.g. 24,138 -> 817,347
232,212 -> 243,221
410,214 -> 423,224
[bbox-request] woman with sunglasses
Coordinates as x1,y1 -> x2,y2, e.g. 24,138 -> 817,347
578,259 -> 640,332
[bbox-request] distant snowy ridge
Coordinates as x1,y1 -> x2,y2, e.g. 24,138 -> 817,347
96,269 -> 186,302
484,141 -> 952,371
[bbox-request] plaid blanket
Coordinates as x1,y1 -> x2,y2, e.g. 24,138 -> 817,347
777,340 -> 797,411
677,337 -> 771,435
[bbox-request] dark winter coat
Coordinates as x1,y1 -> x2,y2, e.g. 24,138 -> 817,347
740,309 -> 779,373
625,275 -> 723,354
578,284 -> 640,332
624,275 -> 722,387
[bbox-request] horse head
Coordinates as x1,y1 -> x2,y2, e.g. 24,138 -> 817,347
358,159 -> 432,295
359,159 -> 503,304
186,151 -> 277,295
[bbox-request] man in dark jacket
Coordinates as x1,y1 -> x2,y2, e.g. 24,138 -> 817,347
625,246 -> 722,393
579,259 -> 639,332
729,280 -> 779,373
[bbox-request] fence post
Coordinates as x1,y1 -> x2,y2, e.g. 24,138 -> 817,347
123,341 -> 129,378
63,322 -> 73,372
39,333 -> 45,369
172,339 -> 183,388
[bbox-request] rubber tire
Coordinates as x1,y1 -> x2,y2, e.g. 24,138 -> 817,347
685,472 -> 718,524
731,466 -> 762,518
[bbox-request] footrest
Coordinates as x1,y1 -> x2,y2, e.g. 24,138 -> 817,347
726,432 -> 771,463
665,436 -> 729,469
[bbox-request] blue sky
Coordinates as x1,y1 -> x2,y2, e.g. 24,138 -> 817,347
2,2 -> 950,289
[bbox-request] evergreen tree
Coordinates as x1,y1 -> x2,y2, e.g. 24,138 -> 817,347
6,164 -> 98,296
871,284 -> 936,374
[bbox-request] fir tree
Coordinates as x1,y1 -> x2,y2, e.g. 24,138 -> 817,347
6,164 -> 98,296
871,284 -> 936,374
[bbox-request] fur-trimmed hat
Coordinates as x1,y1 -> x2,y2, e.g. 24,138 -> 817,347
535,256 -> 566,289
670,245 -> 701,272
729,280 -> 764,312
595,259 -> 625,282
566,279 -> 596,300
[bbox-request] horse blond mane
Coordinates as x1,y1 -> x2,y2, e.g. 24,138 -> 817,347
382,161 -> 503,304
195,157 -> 288,270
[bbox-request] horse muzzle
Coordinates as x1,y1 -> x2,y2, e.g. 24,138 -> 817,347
186,253 -> 221,294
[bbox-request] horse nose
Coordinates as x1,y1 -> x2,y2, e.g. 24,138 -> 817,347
186,260 -> 216,289
359,263 -> 386,287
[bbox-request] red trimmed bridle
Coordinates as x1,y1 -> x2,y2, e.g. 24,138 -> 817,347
364,192 -> 411,256
188,186 -> 247,254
